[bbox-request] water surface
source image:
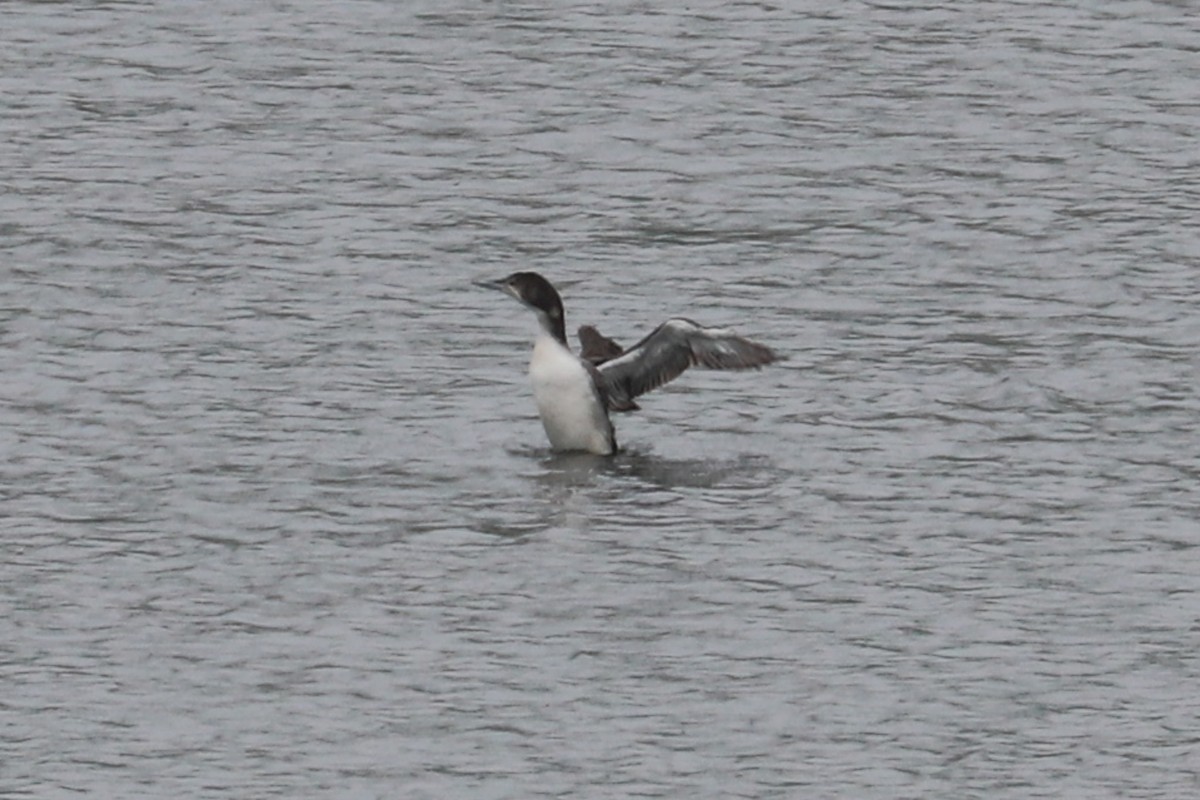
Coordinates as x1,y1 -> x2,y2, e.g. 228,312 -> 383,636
2,1 -> 1198,797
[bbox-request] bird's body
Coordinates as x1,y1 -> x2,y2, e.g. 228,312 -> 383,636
529,329 -> 616,453
477,271 -> 778,454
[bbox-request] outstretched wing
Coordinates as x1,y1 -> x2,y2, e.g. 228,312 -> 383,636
595,318 -> 778,410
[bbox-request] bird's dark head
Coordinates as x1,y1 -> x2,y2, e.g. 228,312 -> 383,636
475,271 -> 567,343
480,272 -> 562,314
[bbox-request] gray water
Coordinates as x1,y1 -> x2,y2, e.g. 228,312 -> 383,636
3,1 -> 1198,797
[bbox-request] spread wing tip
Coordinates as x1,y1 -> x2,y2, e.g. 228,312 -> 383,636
691,332 -> 781,371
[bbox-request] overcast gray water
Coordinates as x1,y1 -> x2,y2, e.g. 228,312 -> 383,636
3,1 -> 1199,797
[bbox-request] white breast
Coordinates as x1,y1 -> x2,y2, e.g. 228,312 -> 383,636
528,333 -> 615,454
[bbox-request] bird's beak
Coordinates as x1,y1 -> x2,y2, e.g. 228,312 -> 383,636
473,277 -> 507,291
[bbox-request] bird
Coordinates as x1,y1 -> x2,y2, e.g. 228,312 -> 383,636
476,271 -> 779,455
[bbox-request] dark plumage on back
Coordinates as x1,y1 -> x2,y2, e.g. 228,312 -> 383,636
595,318 -> 778,411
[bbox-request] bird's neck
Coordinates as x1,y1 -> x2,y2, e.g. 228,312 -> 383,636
536,309 -> 567,348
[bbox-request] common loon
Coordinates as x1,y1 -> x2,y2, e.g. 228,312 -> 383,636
477,271 -> 779,455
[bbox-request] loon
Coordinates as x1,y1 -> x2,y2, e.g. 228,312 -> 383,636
477,271 -> 779,455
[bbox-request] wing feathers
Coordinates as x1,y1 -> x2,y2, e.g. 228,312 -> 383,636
578,325 -> 625,365
594,318 -> 778,410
